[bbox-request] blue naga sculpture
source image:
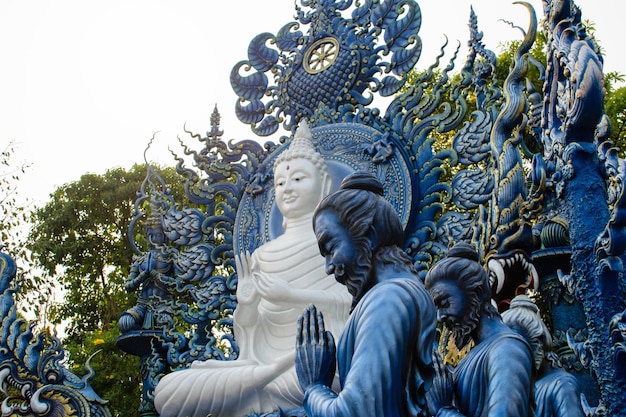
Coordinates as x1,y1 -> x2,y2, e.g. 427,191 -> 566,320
0,251 -> 111,416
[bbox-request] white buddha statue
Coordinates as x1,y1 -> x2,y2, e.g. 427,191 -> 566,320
154,120 -> 352,417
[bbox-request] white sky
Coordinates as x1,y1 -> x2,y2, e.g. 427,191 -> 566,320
0,0 -> 622,205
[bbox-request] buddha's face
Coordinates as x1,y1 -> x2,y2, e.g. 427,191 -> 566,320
274,158 -> 324,219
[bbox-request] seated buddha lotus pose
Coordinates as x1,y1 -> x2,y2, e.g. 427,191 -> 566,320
154,120 -> 352,417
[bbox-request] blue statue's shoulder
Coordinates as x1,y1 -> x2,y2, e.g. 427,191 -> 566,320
358,277 -> 431,309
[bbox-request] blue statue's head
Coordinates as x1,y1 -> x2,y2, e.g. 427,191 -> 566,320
313,171 -> 411,309
425,242 -> 497,348
502,295 -> 553,371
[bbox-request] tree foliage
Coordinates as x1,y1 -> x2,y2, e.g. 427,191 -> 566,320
64,325 -> 141,417
495,33 -> 547,96
495,21 -> 626,154
604,83 -> 626,152
0,141 -> 31,260
0,141 -> 42,314
27,163 -> 187,416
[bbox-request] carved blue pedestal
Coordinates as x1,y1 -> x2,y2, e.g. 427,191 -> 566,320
117,330 -> 164,417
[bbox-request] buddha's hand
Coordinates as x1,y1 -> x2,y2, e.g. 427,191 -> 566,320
295,304 -> 336,391
426,346 -> 454,415
235,251 -> 256,304
256,273 -> 293,302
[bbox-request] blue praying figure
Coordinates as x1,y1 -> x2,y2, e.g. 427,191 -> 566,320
295,172 -> 437,417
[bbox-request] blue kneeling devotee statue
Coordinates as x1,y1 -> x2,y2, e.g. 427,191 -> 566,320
424,242 -> 534,417
295,172 -> 437,416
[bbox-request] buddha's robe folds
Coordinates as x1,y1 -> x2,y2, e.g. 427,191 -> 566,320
154,219 -> 351,417
437,331 -> 534,417
303,277 -> 437,417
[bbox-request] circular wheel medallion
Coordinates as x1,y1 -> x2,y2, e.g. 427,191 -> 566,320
304,37 -> 339,74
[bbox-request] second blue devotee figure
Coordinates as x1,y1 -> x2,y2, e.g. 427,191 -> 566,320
424,242 -> 534,417
295,172 -> 437,417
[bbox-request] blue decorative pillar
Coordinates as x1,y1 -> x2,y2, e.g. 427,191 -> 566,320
562,143 -> 625,414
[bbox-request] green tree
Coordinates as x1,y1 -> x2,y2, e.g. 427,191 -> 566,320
64,325 -> 141,417
495,34 -> 546,94
28,163 -> 186,416
604,83 -> 626,152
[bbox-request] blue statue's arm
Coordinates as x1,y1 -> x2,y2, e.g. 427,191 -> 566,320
296,304 -> 337,391
553,377 -> 586,417
426,348 -> 456,416
434,407 -> 466,417
537,370 -> 585,417
125,257 -> 148,292
483,335 -> 533,416
298,280 -> 430,416
428,351 -> 465,417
